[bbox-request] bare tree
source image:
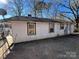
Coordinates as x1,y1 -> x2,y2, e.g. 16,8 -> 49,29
50,0 -> 59,19
27,0 -> 40,17
7,0 -> 25,16
57,0 -> 79,28
0,9 -> 7,20
28,0 -> 52,17
35,1 -> 52,17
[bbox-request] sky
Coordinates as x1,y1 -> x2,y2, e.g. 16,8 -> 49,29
0,0 -> 53,19
0,0 -> 74,20
0,0 -> 11,19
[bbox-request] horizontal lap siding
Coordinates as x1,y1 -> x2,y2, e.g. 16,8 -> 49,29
26,22 -> 57,41
11,21 -> 74,43
55,23 -> 65,36
71,24 -> 74,33
11,21 -> 27,43
11,21 -> 58,43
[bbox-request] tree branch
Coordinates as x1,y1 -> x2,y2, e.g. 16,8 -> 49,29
58,0 -> 77,19
60,13 -> 74,22
59,11 -> 72,14
69,0 -> 77,19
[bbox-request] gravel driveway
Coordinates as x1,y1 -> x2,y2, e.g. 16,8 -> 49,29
5,34 -> 79,59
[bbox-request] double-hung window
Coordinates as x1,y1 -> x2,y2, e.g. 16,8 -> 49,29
27,22 -> 36,35
60,23 -> 64,29
49,22 -> 54,32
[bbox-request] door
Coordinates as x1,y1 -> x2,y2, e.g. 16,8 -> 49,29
64,24 -> 68,35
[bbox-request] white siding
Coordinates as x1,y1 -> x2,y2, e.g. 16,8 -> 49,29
10,21 -> 74,43
71,24 -> 74,33
11,21 -> 27,43
55,23 -> 65,36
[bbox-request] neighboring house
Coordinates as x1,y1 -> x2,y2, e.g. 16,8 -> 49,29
6,16 -> 74,43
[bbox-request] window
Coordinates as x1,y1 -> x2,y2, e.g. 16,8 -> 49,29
49,22 -> 54,32
60,23 -> 64,29
4,24 -> 12,28
27,22 -> 36,35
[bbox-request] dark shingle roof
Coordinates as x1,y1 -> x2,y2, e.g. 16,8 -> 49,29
5,16 -> 73,23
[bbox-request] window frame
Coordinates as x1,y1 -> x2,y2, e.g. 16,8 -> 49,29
60,23 -> 64,30
49,22 -> 54,33
27,22 -> 36,35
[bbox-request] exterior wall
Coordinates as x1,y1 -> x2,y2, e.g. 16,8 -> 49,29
55,23 -> 65,36
11,21 -> 27,43
11,21 -> 57,43
65,23 -> 74,34
10,21 -> 74,43
71,24 -> 75,33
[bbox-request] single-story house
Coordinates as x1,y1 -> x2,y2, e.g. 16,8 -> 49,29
5,16 -> 74,43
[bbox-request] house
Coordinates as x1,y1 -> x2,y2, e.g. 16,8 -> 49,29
6,16 -> 74,43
